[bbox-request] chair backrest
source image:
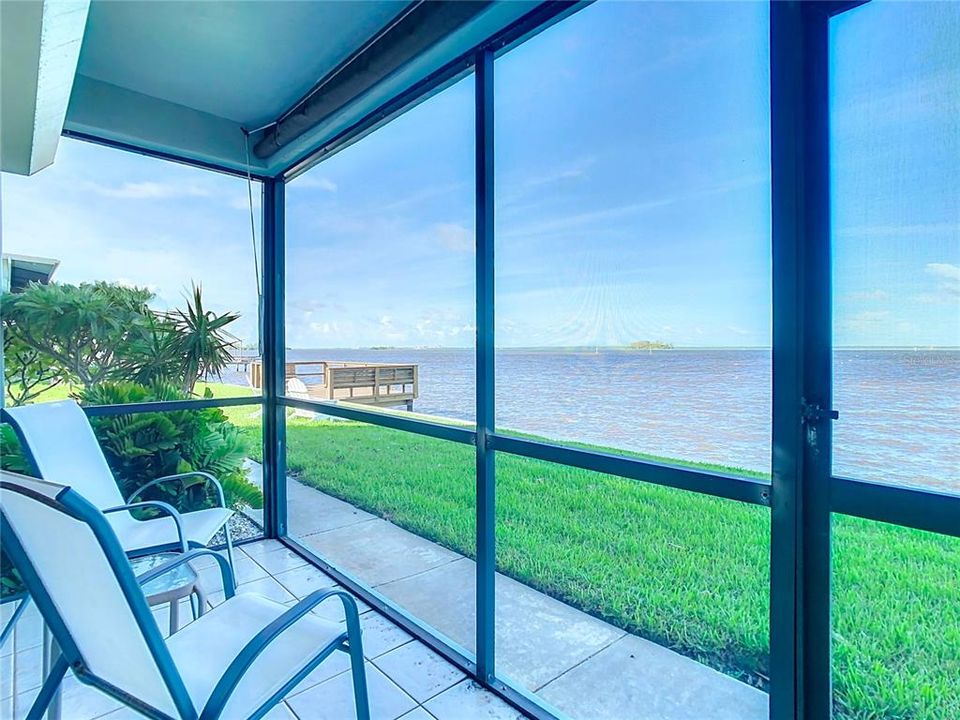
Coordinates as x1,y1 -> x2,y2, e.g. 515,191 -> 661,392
286,377 -> 310,399
0,471 -> 192,718
3,400 -> 125,510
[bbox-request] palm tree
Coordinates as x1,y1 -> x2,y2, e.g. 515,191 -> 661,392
164,284 -> 240,394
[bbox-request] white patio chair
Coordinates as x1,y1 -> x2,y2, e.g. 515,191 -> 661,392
286,378 -> 318,419
0,471 -> 370,720
3,400 -> 237,568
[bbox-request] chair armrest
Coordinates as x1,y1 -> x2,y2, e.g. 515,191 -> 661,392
103,501 -> 189,553
127,471 -> 227,509
135,548 -> 236,598
200,590 -> 360,719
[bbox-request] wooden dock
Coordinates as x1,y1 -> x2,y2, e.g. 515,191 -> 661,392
248,359 -> 418,411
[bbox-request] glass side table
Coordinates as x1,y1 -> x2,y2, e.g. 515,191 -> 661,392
130,552 -> 207,635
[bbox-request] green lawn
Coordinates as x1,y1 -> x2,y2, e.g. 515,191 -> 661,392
274,417 -> 959,720
21,382 -> 960,718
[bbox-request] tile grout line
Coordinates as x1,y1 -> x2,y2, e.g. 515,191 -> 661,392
383,673 -> 464,709
369,643 -> 467,707
531,631 -> 629,694
371,554 -> 466,592
296,514 -> 380,539
269,565 -> 339,601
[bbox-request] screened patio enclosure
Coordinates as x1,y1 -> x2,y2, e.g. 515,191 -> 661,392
2,1 -> 958,719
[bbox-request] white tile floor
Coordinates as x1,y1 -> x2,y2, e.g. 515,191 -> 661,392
0,539 -> 526,720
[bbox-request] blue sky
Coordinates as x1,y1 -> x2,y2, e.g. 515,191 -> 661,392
3,1 -> 957,349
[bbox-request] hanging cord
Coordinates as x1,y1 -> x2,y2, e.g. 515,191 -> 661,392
242,129 -> 264,357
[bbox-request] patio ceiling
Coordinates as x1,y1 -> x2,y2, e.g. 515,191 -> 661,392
3,0 -> 547,178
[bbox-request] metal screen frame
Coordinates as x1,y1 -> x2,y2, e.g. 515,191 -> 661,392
14,2 -> 953,718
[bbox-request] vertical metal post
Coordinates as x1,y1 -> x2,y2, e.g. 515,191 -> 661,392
475,47 -> 496,684
798,8 -> 834,717
770,3 -> 833,719
770,8 -> 803,717
262,178 -> 288,539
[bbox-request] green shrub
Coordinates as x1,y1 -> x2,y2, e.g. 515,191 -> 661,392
0,425 -> 32,599
0,551 -> 25,601
0,423 -> 33,476
78,381 -> 263,511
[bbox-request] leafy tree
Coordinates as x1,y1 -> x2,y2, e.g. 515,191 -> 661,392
163,284 -> 239,394
2,281 -> 241,396
127,311 -> 182,386
1,282 -> 158,387
3,332 -> 63,406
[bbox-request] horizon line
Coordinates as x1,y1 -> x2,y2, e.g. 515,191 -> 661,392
271,344 -> 960,351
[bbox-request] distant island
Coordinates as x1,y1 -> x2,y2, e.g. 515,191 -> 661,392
628,340 -> 674,350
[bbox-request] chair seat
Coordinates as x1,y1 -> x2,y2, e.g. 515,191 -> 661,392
166,593 -> 346,717
113,507 -> 233,555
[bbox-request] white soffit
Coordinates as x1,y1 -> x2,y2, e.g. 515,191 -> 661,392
1,0 -> 90,175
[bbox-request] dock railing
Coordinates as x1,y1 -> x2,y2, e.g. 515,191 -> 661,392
248,359 -> 418,410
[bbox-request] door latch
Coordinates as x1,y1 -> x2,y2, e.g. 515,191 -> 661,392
801,400 -> 839,423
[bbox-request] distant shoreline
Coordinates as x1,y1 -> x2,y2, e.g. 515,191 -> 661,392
270,345 -> 960,352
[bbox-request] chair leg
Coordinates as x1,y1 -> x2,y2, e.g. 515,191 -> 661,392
345,615 -> 370,720
169,599 -> 179,636
41,624 -> 62,720
194,584 -> 207,617
11,603 -> 20,703
26,654 -> 67,720
224,521 -> 236,574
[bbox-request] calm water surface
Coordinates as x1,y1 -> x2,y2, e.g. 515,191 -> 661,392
228,348 -> 959,493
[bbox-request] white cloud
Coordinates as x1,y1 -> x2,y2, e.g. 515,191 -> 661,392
292,299 -> 328,313
914,293 -> 949,306
836,310 -> 896,345
378,316 -> 407,341
848,310 -> 891,325
521,155 -> 596,188
378,182 -> 466,213
86,181 -> 211,200
447,323 -> 475,338
847,289 -> 889,301
115,277 -> 159,293
434,222 -> 473,252
227,193 -> 262,212
500,173 -> 766,242
292,175 -> 338,192
309,322 -> 340,335
836,223 -> 958,239
926,263 -> 960,296
833,67 -> 960,131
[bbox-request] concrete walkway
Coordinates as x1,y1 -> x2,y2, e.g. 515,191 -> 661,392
250,463 -> 769,720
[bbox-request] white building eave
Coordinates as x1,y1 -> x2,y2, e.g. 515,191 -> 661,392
1,0 -> 90,176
